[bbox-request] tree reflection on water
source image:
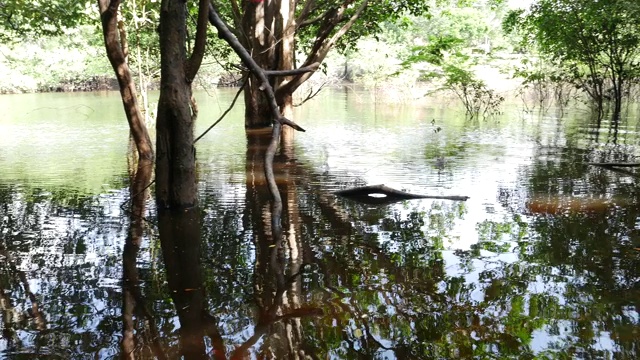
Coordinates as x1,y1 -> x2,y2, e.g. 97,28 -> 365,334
1,119 -> 640,359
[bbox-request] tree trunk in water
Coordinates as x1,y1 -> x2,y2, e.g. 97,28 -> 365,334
242,1 -> 276,128
121,159 -> 161,358
276,6 -> 295,144
242,0 -> 295,128
240,129 -> 305,357
274,0 -> 295,119
156,0 -> 197,209
280,94 -> 295,148
98,0 -> 153,161
155,1 -> 212,357
612,76 -> 623,121
244,79 -> 274,128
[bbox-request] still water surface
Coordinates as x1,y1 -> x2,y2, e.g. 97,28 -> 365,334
0,89 -> 639,359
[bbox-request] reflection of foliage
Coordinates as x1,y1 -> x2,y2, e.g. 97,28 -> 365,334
424,136 -> 504,169
475,215 -> 528,253
510,137 -> 640,359
3,135 -> 640,358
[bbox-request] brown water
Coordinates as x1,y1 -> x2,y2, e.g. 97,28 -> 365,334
1,89 -> 640,359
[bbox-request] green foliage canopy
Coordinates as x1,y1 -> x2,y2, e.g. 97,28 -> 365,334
505,0 -> 640,64
0,1 -> 92,39
504,0 -> 640,116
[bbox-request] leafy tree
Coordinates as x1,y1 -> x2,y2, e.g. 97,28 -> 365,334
0,1 -> 91,40
212,0 -> 430,128
504,0 -> 640,120
403,35 -> 505,117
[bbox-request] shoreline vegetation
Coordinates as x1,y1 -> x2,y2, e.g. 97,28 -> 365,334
0,52 -> 520,105
0,17 -> 519,102
0,1 -> 638,123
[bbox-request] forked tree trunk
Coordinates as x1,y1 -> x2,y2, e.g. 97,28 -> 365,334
98,0 -> 153,161
242,0 -> 295,128
242,0 -> 276,128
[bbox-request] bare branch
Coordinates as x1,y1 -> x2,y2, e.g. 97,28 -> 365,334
297,8 -> 329,30
293,81 -> 328,107
265,121 -> 283,229
295,0 -> 318,27
265,62 -> 319,75
194,76 -> 247,143
230,62 -> 319,76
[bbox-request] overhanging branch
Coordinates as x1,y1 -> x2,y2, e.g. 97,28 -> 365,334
265,63 -> 320,76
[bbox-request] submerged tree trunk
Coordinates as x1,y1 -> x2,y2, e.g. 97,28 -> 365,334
237,0 -> 300,128
611,73 -> 623,121
121,160 -> 167,359
234,0 -> 372,129
156,0 -> 194,208
274,1 -> 296,120
158,208 -> 208,359
155,1 -> 213,357
242,0 -> 280,128
156,0 -> 208,209
98,0 -> 154,161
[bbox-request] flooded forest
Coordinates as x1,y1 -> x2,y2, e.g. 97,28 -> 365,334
1,1 -> 640,359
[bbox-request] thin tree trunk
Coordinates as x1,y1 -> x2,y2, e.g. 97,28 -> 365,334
98,0 -> 154,161
121,160 -> 167,359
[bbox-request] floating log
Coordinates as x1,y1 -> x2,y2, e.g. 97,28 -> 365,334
588,162 -> 640,167
588,162 -> 640,178
334,184 -> 469,205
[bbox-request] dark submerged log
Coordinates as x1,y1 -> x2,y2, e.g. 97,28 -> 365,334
588,162 -> 640,167
588,162 -> 640,178
335,184 -> 470,205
